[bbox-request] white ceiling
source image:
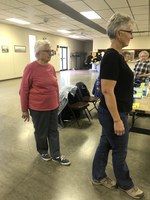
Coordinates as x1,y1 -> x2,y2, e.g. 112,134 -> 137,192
0,0 -> 149,40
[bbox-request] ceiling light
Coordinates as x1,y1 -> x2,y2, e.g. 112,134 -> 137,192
80,11 -> 101,19
6,18 -> 30,25
57,30 -> 71,33
69,35 -> 80,39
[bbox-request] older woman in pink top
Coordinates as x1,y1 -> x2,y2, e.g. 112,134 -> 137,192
19,39 -> 70,166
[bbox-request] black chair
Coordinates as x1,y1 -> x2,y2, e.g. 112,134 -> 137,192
76,82 -> 99,111
67,92 -> 92,127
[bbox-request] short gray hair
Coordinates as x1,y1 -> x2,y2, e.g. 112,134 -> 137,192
34,39 -> 51,57
106,13 -> 134,39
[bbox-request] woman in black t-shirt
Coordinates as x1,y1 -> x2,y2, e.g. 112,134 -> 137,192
92,13 -> 144,199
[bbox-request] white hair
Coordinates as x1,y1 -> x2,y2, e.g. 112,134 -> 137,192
139,50 -> 149,58
34,39 -> 51,57
107,13 -> 134,39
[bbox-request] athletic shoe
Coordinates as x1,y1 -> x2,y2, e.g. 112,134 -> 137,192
92,176 -> 117,189
41,153 -> 51,161
52,156 -> 71,166
120,186 -> 144,199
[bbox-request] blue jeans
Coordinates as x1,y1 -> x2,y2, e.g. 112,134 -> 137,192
30,108 -> 60,158
92,106 -> 134,190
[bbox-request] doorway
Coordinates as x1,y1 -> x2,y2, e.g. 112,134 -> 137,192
29,35 -> 36,62
60,46 -> 68,70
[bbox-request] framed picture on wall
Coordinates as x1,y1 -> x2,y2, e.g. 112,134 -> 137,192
1,45 -> 9,53
14,45 -> 26,53
122,50 -> 135,61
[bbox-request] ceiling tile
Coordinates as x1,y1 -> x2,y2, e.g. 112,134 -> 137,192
35,5 -> 62,15
96,9 -> 114,20
64,1 -> 90,12
131,6 -> 149,15
134,14 -> 149,21
83,0 -> 110,10
60,0 -> 81,2
128,0 -> 149,6
105,0 -> 128,8
0,0 -> 149,40
16,0 -> 43,6
0,0 -> 25,7
20,6 -> 49,16
113,8 -> 133,16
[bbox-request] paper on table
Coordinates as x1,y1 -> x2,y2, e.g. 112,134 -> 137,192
132,102 -> 140,109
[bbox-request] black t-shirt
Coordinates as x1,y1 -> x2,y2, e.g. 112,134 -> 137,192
100,48 -> 134,112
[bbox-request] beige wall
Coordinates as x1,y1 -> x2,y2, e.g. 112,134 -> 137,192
35,32 -> 86,71
0,23 -> 91,80
3,21 -> 149,81
93,35 -> 150,71
0,24 -> 30,80
93,35 -> 150,51
83,40 -> 93,54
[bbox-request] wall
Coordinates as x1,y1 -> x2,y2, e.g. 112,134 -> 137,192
93,35 -> 150,70
83,40 -> 93,54
93,35 -> 150,51
34,31 -> 86,71
0,24 -> 30,80
0,23 -> 91,80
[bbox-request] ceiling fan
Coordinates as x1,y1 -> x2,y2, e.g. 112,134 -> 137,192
35,17 -> 49,25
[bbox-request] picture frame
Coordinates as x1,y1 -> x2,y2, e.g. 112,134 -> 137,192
1,45 -> 9,53
14,45 -> 26,53
122,50 -> 135,61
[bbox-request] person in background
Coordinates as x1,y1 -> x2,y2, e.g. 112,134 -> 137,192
85,52 -> 93,69
134,50 -> 150,82
122,51 -> 131,62
19,39 -> 71,166
92,13 -> 144,199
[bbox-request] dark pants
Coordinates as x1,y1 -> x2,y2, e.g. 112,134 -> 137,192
30,108 -> 60,158
92,106 -> 134,190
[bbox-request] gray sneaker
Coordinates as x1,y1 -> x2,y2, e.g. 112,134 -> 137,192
120,186 -> 144,199
41,154 -> 51,161
52,156 -> 71,166
92,176 -> 116,189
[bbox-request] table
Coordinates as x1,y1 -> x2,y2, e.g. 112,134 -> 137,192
129,88 -> 150,135
91,62 -> 100,72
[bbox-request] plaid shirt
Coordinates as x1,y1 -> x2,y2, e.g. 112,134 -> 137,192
134,60 -> 150,81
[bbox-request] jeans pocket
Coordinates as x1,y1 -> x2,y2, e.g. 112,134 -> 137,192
98,107 -> 114,129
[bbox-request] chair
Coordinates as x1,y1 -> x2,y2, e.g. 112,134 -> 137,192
67,92 -> 92,127
76,82 -> 99,111
58,85 -> 92,128
58,85 -> 77,127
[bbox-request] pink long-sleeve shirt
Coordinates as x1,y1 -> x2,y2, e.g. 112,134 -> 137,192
19,61 -> 59,112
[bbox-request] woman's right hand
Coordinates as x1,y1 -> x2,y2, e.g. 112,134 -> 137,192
114,120 -> 125,136
22,111 -> 30,122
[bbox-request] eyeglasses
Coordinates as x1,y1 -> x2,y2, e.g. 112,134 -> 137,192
119,30 -> 133,35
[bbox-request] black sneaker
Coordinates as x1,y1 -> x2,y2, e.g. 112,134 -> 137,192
52,156 -> 71,166
41,154 -> 51,161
